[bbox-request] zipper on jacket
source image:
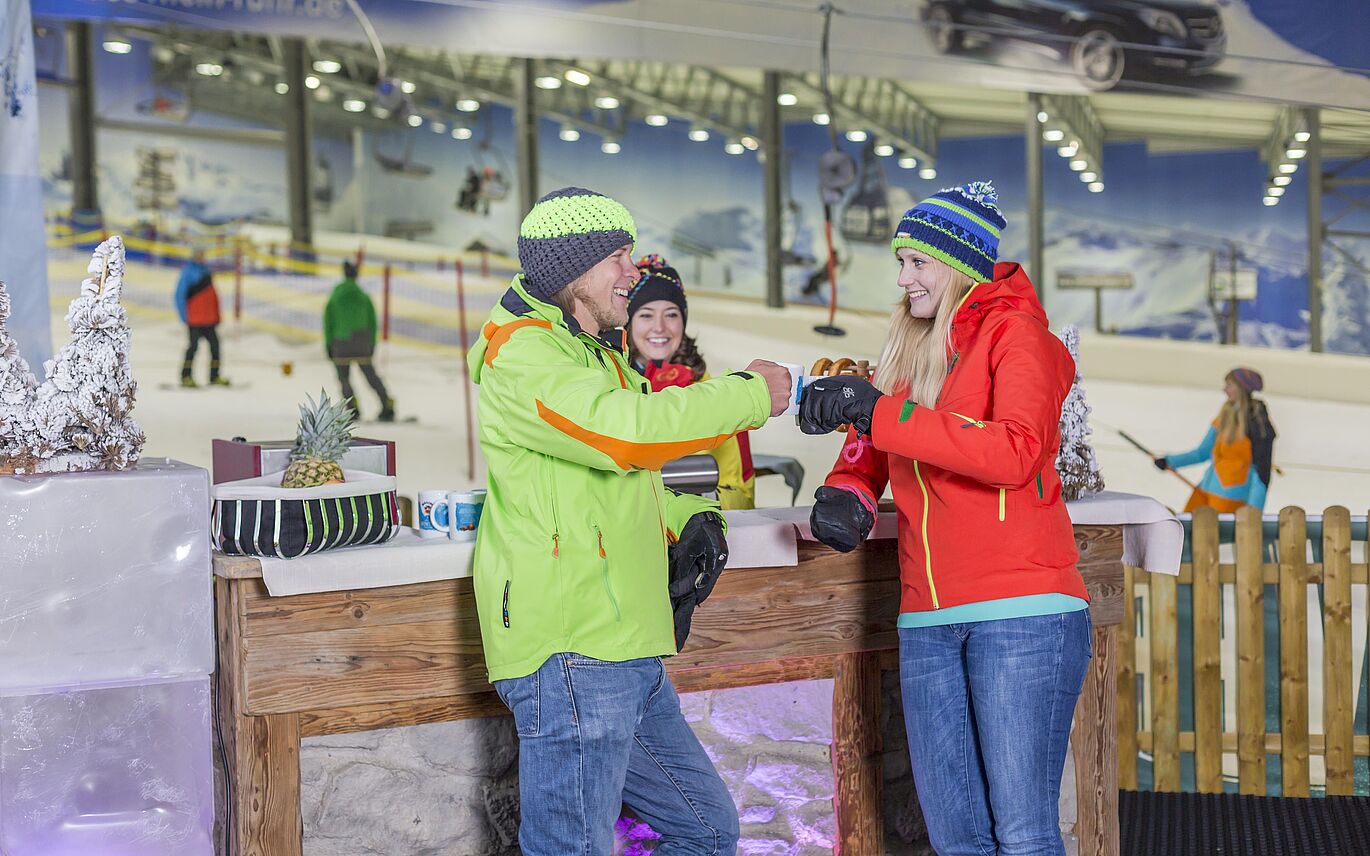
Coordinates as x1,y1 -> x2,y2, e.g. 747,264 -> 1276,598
543,458 -> 562,557
949,411 -> 987,429
912,461 -> 940,609
596,526 -> 621,620
998,489 -> 1006,522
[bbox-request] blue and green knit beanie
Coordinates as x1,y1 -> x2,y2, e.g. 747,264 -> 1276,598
891,180 -> 1006,283
517,187 -> 638,299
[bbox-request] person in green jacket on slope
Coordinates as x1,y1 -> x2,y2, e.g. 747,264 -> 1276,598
469,187 -> 790,855
324,260 -> 395,422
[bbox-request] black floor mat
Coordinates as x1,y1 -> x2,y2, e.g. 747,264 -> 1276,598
1120,789 -> 1370,856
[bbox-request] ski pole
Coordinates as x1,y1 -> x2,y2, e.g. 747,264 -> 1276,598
1115,429 -> 1200,492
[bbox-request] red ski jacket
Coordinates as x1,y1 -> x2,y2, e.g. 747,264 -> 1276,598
823,262 -> 1087,614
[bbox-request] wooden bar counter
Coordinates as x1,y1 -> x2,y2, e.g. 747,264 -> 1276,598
213,524 -> 1124,856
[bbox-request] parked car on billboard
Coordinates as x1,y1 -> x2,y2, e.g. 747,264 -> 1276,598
921,0 -> 1226,91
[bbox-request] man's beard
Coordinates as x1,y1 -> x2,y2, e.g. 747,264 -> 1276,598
571,281 -> 627,331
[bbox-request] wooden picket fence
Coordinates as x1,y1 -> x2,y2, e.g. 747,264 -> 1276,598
1118,505 -> 1368,796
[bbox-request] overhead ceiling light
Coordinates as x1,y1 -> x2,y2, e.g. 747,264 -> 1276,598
1080,171 -> 1097,182
564,68 -> 592,86
304,74 -> 320,89
195,62 -> 224,77
535,76 -> 563,90
152,45 -> 175,63
274,82 -> 289,94
898,156 -> 918,169
874,143 -> 895,157
102,39 -> 132,55
1037,110 -> 1049,123
688,128 -> 711,142
1088,182 -> 1105,193
406,114 -> 423,128
312,59 -> 341,74
1279,162 -> 1298,174
846,130 -> 869,142
1262,196 -> 1279,206
342,98 -> 366,113
244,68 -> 265,85
372,106 -> 391,119
400,79 -> 417,94
1070,159 -> 1088,171
431,122 -> 448,134
594,96 -> 620,110
314,86 -> 334,102
1286,147 -> 1307,159
1273,175 -> 1292,186
456,99 -> 480,112
812,112 -> 830,125
1043,129 -> 1065,142
559,126 -> 581,142
740,135 -> 760,151
452,127 -> 472,140
601,141 -> 621,154
1057,142 -> 1078,157
1268,186 -> 1286,197
645,113 -> 668,127
1294,130 -> 1311,142
918,167 -> 937,180
724,140 -> 745,155
777,92 -> 798,106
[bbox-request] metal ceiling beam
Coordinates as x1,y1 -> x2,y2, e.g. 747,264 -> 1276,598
790,73 -> 938,165
1037,93 -> 1104,182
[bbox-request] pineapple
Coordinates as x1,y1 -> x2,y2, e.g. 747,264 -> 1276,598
281,391 -> 355,488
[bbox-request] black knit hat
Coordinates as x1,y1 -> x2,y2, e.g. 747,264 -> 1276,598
627,254 -> 688,324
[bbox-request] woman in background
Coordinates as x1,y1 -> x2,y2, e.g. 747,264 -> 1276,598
1154,367 -> 1275,511
626,255 -> 755,510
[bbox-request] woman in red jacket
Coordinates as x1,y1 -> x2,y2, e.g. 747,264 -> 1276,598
799,181 -> 1090,856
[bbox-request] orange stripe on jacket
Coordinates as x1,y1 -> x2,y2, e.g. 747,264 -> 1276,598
536,400 -> 735,471
483,319 -> 553,366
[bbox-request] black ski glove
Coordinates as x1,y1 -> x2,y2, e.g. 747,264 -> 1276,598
809,485 -> 875,553
799,376 -> 883,436
668,512 -> 728,651
1153,456 -> 1169,471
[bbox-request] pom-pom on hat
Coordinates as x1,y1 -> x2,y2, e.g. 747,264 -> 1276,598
517,187 -> 637,299
627,254 -> 688,324
891,180 -> 1007,283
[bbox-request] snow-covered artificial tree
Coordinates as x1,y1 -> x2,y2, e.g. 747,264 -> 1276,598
17,236 -> 145,473
0,280 -> 39,471
1055,324 -> 1105,501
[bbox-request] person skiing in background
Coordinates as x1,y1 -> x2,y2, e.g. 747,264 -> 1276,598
324,260 -> 395,422
175,248 -> 228,387
626,254 -> 756,509
1154,367 -> 1275,511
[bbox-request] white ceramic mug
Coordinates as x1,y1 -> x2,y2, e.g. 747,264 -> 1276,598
776,362 -> 808,417
417,489 -> 450,538
445,489 -> 487,542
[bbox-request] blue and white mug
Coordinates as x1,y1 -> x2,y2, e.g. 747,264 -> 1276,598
445,489 -> 487,542
417,489 -> 450,538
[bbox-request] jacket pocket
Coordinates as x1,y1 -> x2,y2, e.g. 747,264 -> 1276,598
595,525 -> 622,621
541,456 -> 562,557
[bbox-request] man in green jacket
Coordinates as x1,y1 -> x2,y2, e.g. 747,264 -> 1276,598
324,260 -> 394,422
469,187 -> 788,855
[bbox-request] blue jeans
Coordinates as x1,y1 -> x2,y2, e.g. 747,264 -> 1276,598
899,610 -> 1092,856
493,654 -> 739,856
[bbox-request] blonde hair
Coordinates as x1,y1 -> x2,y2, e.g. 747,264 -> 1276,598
1217,371 -> 1253,443
872,265 -> 977,405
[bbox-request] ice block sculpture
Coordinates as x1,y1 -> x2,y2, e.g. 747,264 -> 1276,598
0,459 -> 215,855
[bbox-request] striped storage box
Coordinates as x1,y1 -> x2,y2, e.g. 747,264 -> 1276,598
211,470 -> 400,559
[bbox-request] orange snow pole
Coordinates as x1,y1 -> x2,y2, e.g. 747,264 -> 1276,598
480,248 -> 490,278
456,258 -> 475,481
381,263 -> 393,342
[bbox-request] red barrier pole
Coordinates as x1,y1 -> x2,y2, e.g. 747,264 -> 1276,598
382,263 -> 392,342
233,244 -> 244,321
456,258 -> 475,481
355,246 -> 365,270
480,249 -> 489,278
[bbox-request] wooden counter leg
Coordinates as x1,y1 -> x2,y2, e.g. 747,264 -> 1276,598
832,651 -> 884,853
216,578 -> 303,856
1073,624 -> 1119,856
